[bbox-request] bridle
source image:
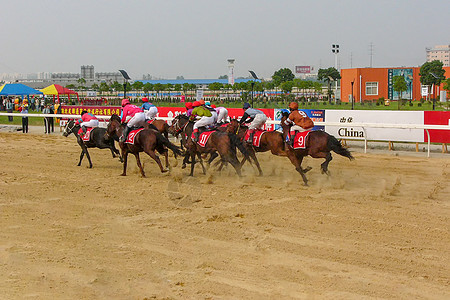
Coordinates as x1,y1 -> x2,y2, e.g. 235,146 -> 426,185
65,120 -> 77,134
172,116 -> 189,134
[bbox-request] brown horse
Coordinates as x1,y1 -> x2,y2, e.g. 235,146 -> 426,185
226,118 -> 288,176
169,114 -> 245,176
145,119 -> 170,140
105,114 -> 182,177
280,111 -> 354,185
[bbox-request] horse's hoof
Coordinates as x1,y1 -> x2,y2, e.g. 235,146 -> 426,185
304,166 -> 312,173
161,170 -> 168,173
120,173 -> 126,176
181,164 -> 186,169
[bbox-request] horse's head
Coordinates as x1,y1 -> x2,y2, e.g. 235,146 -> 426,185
63,119 -> 76,137
226,118 -> 240,134
105,114 -> 122,139
169,114 -> 189,135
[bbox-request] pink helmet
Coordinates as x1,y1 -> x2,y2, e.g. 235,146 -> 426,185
121,99 -> 130,107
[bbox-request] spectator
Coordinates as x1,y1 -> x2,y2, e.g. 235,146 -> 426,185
49,104 -> 55,132
6,98 -> 14,122
43,105 -> 51,134
19,99 -> 29,133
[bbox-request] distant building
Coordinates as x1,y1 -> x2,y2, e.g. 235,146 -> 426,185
426,45 -> 450,66
340,66 -> 450,102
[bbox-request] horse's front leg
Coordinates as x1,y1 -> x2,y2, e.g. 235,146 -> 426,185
78,150 -> 85,166
287,150 -> 308,186
197,152 -> 206,175
189,151 -> 196,176
121,150 -> 129,176
164,149 -> 170,171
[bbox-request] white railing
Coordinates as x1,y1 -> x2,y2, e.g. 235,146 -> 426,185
1,112 -> 449,157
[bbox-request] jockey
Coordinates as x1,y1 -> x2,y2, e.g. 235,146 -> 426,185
190,100 -> 214,142
204,100 -> 218,123
239,102 -> 267,143
284,101 -> 314,146
185,101 -> 194,117
120,99 -> 146,142
213,104 -> 229,124
76,110 -> 99,134
141,97 -> 158,120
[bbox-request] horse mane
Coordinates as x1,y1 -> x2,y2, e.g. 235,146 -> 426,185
281,111 -> 290,119
110,113 -> 121,122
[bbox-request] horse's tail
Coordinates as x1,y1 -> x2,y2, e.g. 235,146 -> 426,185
228,132 -> 248,157
327,134 -> 354,160
155,131 -> 183,158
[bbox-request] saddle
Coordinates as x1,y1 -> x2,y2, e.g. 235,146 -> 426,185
125,126 -> 145,144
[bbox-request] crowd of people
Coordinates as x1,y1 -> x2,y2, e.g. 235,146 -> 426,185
1,96 -> 62,134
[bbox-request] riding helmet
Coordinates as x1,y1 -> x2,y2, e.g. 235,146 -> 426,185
199,99 -> 205,105
289,101 -> 299,110
121,99 -> 130,107
243,102 -> 251,109
142,97 -> 149,102
192,101 -> 201,107
185,102 -> 193,109
81,110 -> 88,116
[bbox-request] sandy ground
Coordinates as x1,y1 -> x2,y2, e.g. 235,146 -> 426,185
0,130 -> 449,299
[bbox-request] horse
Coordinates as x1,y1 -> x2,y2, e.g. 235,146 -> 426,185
280,111 -> 354,185
145,119 -> 170,140
169,114 -> 246,177
63,119 -> 122,168
225,118 -> 288,176
105,114 -> 182,177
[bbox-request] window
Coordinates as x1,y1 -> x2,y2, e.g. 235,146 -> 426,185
366,82 -> 378,95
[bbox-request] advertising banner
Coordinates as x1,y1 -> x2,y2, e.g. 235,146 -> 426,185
325,110 -> 424,142
274,109 -> 325,131
424,111 -> 450,143
388,68 -> 413,100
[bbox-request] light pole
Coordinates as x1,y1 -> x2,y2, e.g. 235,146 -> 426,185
118,70 -> 131,99
249,70 -> 259,107
332,44 -> 339,103
351,80 -> 354,110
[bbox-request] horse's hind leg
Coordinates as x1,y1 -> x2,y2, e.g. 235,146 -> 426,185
189,152 -> 196,176
144,149 -> 167,173
320,152 -> 332,175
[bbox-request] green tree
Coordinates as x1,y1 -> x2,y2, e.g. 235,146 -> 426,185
77,78 -> 86,90
111,81 -> 122,92
91,83 -> 99,91
99,82 -> 110,95
443,77 -> 450,94
280,81 -> 294,94
393,75 -> 407,110
153,83 -> 164,98
317,67 -> 341,103
143,83 -> 154,97
132,81 -> 144,94
419,60 -> 446,104
218,75 -> 228,79
209,82 -> 223,97
272,68 -> 294,86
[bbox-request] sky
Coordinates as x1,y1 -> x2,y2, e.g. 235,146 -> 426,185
1,0 -> 449,80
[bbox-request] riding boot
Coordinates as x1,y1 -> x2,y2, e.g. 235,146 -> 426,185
289,131 -> 296,147
193,129 -> 199,143
81,125 -> 87,135
120,126 -> 131,142
246,129 -> 254,143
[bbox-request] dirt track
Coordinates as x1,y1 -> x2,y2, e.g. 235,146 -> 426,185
0,132 -> 449,299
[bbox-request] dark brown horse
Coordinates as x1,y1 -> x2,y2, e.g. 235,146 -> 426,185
63,119 -> 122,168
280,112 -> 354,185
169,114 -> 245,176
226,118 -> 287,176
105,114 -> 182,177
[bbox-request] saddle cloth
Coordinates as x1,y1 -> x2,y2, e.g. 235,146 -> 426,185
126,128 -> 145,144
147,119 -> 155,124
289,130 -> 311,149
78,127 -> 94,142
192,130 -> 215,147
244,129 -> 266,147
